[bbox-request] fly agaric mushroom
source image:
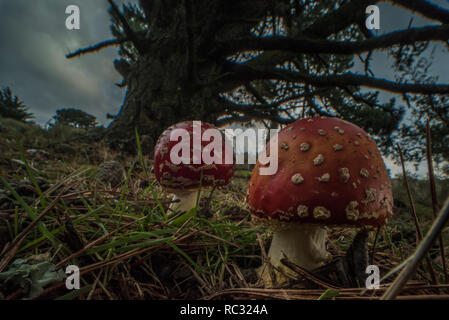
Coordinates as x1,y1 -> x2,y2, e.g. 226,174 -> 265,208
247,116 -> 393,286
154,121 -> 235,212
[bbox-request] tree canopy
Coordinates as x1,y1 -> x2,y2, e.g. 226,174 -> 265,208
68,0 -> 449,161
0,87 -> 33,122
52,108 -> 97,129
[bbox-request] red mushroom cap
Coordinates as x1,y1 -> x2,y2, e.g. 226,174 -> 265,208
154,121 -> 235,190
247,117 -> 393,227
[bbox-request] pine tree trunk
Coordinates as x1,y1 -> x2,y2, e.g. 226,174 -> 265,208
105,52 -> 218,154
104,0 -> 268,154
105,43 -> 218,154
104,1 -> 217,155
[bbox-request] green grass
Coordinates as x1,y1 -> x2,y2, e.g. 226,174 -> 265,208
0,136 -> 263,299
1,121 -> 449,300
234,169 -> 253,178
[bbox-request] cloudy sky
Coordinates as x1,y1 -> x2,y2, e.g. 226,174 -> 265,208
0,0 -> 127,125
0,0 -> 448,175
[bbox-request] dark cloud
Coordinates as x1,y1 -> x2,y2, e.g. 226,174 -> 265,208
0,0 -> 126,125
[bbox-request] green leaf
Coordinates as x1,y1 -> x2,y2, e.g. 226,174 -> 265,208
317,288 -> 340,300
0,258 -> 66,298
169,207 -> 197,227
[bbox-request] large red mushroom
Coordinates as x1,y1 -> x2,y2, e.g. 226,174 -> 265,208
154,121 -> 235,212
247,116 -> 393,286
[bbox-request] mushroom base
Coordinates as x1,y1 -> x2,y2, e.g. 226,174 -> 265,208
258,224 -> 331,288
169,189 -> 199,213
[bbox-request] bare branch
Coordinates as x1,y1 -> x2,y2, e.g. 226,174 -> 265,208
389,0 -> 449,24
223,63 -> 449,95
303,0 -> 377,37
66,38 -> 128,59
219,97 -> 292,124
217,114 -> 252,125
243,0 -> 378,68
340,86 -> 394,114
216,25 -> 449,56
220,98 -> 286,111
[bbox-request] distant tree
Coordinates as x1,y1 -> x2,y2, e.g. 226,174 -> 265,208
52,108 -> 97,129
0,87 -> 33,122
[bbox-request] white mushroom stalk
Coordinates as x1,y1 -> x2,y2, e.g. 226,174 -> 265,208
169,189 -> 199,213
259,224 -> 331,286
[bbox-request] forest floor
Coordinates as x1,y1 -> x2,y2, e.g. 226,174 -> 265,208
1,118 -> 449,300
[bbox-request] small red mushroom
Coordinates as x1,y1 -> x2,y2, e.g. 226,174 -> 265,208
154,121 -> 235,212
247,116 -> 393,286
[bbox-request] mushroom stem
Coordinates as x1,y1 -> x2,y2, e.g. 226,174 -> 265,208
260,224 -> 330,287
169,190 -> 198,213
